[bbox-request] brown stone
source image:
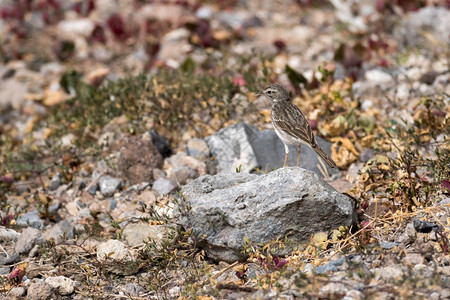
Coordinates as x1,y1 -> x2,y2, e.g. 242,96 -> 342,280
118,135 -> 163,185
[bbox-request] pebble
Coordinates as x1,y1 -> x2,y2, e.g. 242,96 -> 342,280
26,280 -> 54,300
169,166 -> 199,185
343,289 -> 365,300
374,266 -> 404,281
124,282 -> 145,296
123,223 -> 173,248
97,239 -> 132,261
315,258 -> 345,274
87,183 -> 99,195
404,252 -> 424,265
49,172 -> 62,191
186,138 -> 210,160
380,241 -> 398,250
136,190 -> 157,206
0,227 -> 20,241
9,286 -> 26,297
364,69 -> 392,85
196,6 -> 213,19
398,222 -> 417,245
319,282 -> 348,299
152,177 -> 178,196
16,210 -> 44,229
99,176 -> 122,197
44,221 -> 75,243
45,276 -> 75,295
15,227 -> 43,254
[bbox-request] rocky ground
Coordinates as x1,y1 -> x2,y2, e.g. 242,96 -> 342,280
0,0 -> 449,299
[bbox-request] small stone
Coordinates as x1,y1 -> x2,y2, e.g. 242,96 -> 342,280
396,83 -> 409,100
86,67 -> 110,86
15,227 -> 43,254
315,263 -> 338,274
9,286 -> 25,297
169,166 -> 199,186
124,283 -> 145,296
149,129 -> 172,158
186,138 -> 210,160
44,221 -> 74,243
182,156 -> 208,176
49,173 -> 62,191
429,292 -> 440,300
16,210 -> 44,229
441,289 -> 450,299
152,177 -> 178,196
398,222 -> 417,245
96,240 -> 136,275
196,6 -> 213,19
404,252 -> 424,265
438,266 -> 450,276
359,148 -> 375,162
315,257 -> 345,274
343,289 -> 364,300
0,227 -> 20,241
420,70 -> 439,85
118,135 -> 164,185
66,201 -> 79,217
99,176 -> 122,197
364,69 -> 392,85
0,253 -> 19,265
123,223 -> 174,247
303,263 -> 313,275
87,184 -> 98,195
168,286 -> 180,298
45,276 -> 75,295
413,218 -> 438,233
0,78 -> 27,110
319,282 -> 348,299
27,280 -> 54,300
329,178 -> 353,193
374,266 -> 404,281
137,190 -> 157,206
58,18 -> 95,38
380,241 -> 398,250
97,239 -> 131,261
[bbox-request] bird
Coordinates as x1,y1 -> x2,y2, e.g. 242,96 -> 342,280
255,83 -> 336,168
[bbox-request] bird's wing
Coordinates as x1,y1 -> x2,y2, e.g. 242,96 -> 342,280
272,105 -> 316,145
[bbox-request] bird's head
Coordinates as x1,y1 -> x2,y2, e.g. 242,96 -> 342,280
255,84 -> 290,103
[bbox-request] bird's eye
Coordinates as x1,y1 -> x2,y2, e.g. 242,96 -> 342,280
267,90 -> 272,94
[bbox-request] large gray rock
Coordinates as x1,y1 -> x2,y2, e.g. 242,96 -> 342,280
175,168 -> 356,262
206,122 -> 338,177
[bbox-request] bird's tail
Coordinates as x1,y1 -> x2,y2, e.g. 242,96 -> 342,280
312,144 -> 337,168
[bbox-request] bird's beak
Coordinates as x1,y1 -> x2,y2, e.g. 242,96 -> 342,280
254,91 -> 262,97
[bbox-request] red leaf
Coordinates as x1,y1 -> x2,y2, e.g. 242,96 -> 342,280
361,220 -> 372,229
441,180 -> 450,190
107,14 -> 128,41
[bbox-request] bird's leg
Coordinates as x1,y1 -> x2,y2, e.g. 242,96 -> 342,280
283,143 -> 289,167
296,146 -> 302,167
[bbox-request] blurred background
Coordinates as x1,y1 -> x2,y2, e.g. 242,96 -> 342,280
0,0 -> 449,174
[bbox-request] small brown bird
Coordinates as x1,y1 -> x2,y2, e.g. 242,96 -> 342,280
255,84 -> 336,168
